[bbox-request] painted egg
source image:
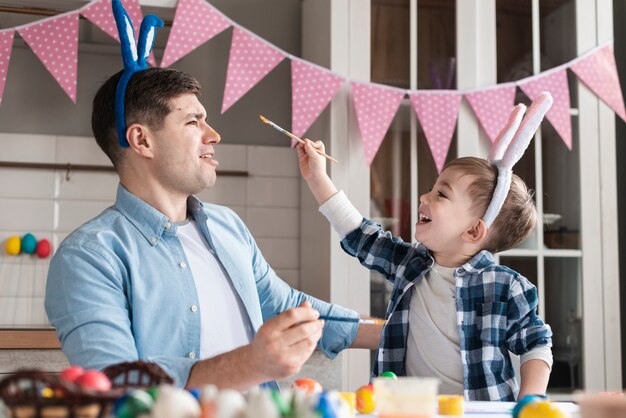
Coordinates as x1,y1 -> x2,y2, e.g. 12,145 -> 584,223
60,365 -> 85,382
355,384 -> 375,414
292,378 -> 322,394
75,370 -> 112,391
36,239 -> 51,258
519,401 -> 569,418
380,371 -> 398,380
5,236 -> 20,255
115,389 -> 154,418
152,386 -> 200,418
21,233 -> 37,254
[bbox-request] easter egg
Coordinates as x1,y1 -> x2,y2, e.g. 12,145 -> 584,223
152,386 -> 200,418
60,365 -> 85,382
21,233 -> 37,254
36,239 -> 51,258
356,384 -> 375,414
116,389 -> 154,418
5,236 -> 20,255
292,378 -> 322,394
75,370 -> 112,391
519,400 -> 569,418
512,395 -> 547,418
380,371 -> 398,380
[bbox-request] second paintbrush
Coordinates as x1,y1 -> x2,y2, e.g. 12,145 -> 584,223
259,115 -> 338,163
319,315 -> 386,325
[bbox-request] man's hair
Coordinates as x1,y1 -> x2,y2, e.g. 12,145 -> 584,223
443,156 -> 537,253
91,67 -> 201,169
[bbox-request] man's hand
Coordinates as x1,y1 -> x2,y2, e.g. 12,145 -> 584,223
247,301 -> 324,381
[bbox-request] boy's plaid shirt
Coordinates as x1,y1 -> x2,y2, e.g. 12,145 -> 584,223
341,219 -> 552,401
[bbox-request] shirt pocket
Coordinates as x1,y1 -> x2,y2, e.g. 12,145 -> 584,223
479,301 -> 507,345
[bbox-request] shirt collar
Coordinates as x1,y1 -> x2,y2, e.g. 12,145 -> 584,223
114,184 -> 207,246
458,250 -> 496,275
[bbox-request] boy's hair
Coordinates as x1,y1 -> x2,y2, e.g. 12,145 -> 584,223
443,157 -> 537,253
91,67 -> 201,169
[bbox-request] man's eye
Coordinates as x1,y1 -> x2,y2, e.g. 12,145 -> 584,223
187,120 -> 198,126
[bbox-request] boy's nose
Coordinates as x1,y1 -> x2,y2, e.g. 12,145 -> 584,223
419,193 -> 429,204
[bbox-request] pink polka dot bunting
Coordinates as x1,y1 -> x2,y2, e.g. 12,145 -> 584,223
221,28 -> 286,113
571,45 -> 626,122
81,0 -> 156,66
409,91 -> 461,173
291,60 -> 345,138
161,0 -> 231,68
0,30 -> 15,106
465,84 -> 516,143
18,13 -> 79,103
351,81 -> 405,166
518,69 -> 572,149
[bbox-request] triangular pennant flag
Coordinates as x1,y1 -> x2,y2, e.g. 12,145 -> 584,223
518,69 -> 572,149
81,0 -> 156,66
0,30 -> 15,106
221,28 -> 286,113
465,84 -> 517,143
291,60 -> 345,139
161,0 -> 231,68
409,91 -> 461,173
570,45 -> 626,122
351,81 -> 405,166
18,13 -> 79,102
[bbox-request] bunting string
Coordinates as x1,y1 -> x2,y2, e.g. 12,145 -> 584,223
0,0 -> 624,169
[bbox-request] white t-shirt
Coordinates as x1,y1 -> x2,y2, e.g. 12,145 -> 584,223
177,219 -> 253,359
405,264 -> 464,394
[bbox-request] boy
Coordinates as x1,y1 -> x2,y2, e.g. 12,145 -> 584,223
296,108 -> 553,401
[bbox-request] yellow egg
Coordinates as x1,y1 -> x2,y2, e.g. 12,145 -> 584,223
5,236 -> 21,255
519,401 -> 569,418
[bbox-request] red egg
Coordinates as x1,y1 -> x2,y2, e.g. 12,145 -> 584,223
36,239 -> 51,259
75,370 -> 111,391
292,378 -> 322,394
60,365 -> 85,382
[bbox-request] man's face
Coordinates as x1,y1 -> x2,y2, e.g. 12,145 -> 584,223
149,94 -> 221,196
415,167 -> 482,255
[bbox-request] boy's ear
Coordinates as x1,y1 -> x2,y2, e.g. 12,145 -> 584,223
463,218 -> 488,244
126,123 -> 154,158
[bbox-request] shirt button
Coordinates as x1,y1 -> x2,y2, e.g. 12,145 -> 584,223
190,305 -> 198,312
188,351 -> 196,359
165,222 -> 172,230
150,236 -> 157,244
179,261 -> 187,268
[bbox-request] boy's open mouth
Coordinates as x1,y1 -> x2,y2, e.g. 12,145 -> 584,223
418,213 -> 431,224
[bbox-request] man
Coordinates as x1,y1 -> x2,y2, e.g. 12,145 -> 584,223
45,67 -> 381,390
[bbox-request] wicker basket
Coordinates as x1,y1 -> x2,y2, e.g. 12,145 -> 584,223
0,361 -> 173,418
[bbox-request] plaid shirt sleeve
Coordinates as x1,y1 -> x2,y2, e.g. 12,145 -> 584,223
504,274 -> 553,355
341,219 -> 422,280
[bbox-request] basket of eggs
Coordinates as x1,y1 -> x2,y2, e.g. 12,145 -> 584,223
0,361 -> 173,418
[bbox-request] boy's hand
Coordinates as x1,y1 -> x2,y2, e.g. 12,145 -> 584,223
297,138 -> 326,182
297,139 -> 338,205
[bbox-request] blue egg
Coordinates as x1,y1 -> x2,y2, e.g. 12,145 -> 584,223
21,233 -> 37,254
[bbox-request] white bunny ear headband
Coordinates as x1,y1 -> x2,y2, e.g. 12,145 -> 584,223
482,92 -> 553,227
112,0 -> 163,148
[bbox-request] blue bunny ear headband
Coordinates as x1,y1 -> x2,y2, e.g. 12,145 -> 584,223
112,0 -> 164,147
482,91 -> 553,228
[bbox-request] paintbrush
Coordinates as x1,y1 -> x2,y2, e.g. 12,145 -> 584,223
259,114 -> 339,163
319,315 -> 386,325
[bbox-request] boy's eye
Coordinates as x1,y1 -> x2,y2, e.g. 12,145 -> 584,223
438,191 -> 447,198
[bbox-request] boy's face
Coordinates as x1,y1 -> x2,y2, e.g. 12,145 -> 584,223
416,166 -> 483,263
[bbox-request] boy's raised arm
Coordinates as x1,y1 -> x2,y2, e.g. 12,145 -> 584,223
297,139 -> 338,205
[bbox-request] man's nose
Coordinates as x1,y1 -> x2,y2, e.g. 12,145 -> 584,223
204,124 -> 221,144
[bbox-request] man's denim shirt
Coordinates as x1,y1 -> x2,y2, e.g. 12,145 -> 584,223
45,185 -> 358,387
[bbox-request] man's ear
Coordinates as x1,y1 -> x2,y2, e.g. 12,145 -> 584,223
463,218 -> 488,244
125,123 -> 153,158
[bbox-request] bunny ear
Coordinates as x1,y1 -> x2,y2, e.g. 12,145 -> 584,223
112,0 -> 139,69
137,15 -> 164,68
501,92 -> 553,168
488,104 -> 526,162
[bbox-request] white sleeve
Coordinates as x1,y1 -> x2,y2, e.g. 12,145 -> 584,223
520,345 -> 553,370
318,191 -> 364,239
